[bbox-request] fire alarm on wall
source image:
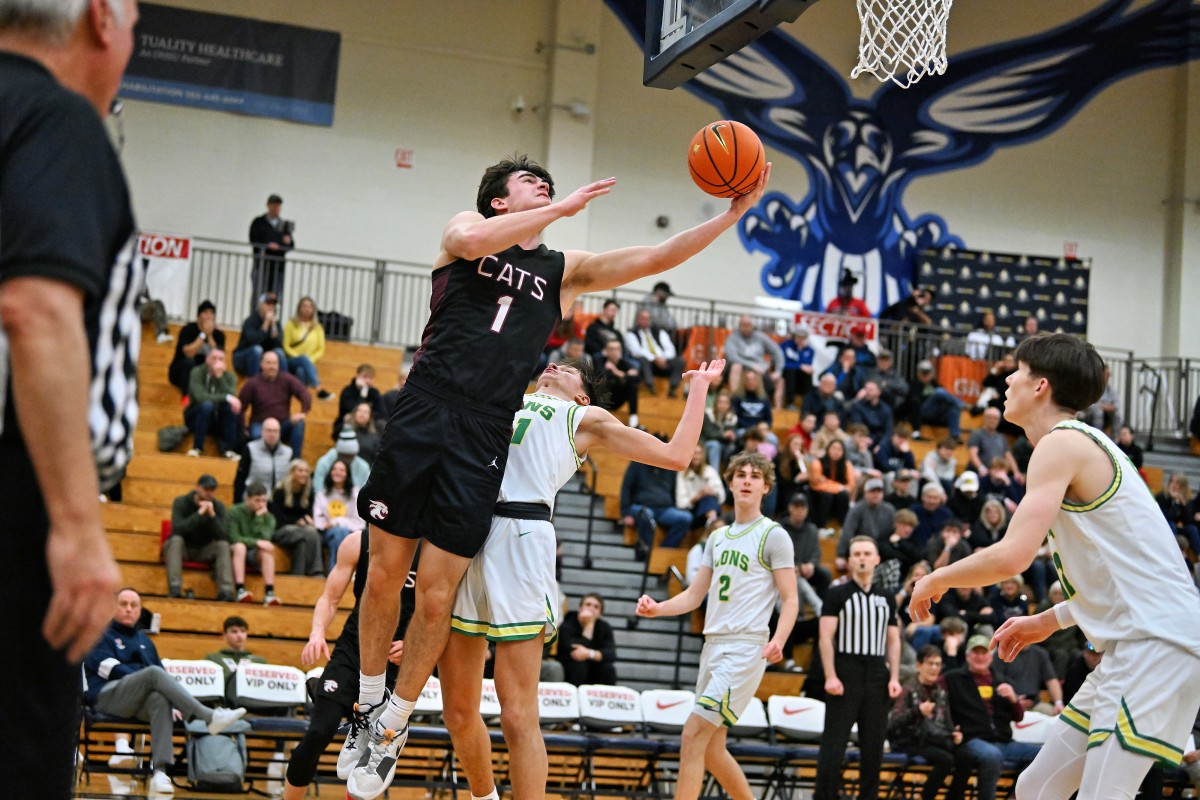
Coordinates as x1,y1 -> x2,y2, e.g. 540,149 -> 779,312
395,149 -> 413,169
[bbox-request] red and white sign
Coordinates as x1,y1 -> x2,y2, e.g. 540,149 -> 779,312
138,231 -> 192,318
793,310 -> 877,342
234,661 -> 305,707
395,148 -> 414,169
162,658 -> 225,701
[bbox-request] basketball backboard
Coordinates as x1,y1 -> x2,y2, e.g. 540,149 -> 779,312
643,0 -> 818,89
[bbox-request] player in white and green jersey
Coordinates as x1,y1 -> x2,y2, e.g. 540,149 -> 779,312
908,333 -> 1200,800
637,451 -> 798,800
440,357 -> 726,800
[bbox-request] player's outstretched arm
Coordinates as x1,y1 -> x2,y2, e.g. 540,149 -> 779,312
990,608 -> 1065,662
559,165 -> 771,300
437,178 -> 617,266
301,531 -> 361,666
637,566 -> 713,618
575,359 -> 725,469
908,431 -> 1078,623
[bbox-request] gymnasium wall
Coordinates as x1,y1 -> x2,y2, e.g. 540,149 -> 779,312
117,0 -> 1198,359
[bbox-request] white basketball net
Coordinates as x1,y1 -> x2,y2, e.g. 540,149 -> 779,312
851,0 -> 953,88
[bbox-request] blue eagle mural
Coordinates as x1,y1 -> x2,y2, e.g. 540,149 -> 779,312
603,0 -> 1200,313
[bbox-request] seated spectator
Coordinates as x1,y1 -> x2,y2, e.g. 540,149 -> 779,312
938,616 -> 968,671
971,352 -> 1015,416
724,314 -> 783,396
786,411 -> 819,452
85,589 -> 246,795
870,348 -> 910,415
380,354 -> 408,418
184,348 -> 242,459
948,470 -> 985,523
775,433 -> 811,514
226,482 -> 281,606
887,645 -> 962,800
624,308 -> 683,397
1033,582 -> 1086,678
315,459 -> 366,573
996,643 -> 1063,716
825,268 -> 871,316
823,346 -> 867,400
702,390 -> 739,471
846,423 -> 882,485
558,593 -> 617,686
676,444 -> 725,530
232,417 -> 292,504
874,421 -> 916,477
896,560 -> 932,632
885,468 -> 918,511
1157,472 -> 1200,557
988,575 -> 1029,630
315,426 -> 372,494
336,401 -> 381,465
1079,366 -> 1121,433
1061,640 -> 1103,706
621,458 -> 690,557
964,311 -> 1014,361
879,286 -> 934,326
742,430 -> 779,511
879,508 -> 924,579
584,298 -> 622,357
778,325 -> 815,409
906,360 -> 964,443
942,636 -> 1041,800
233,292 -> 287,377
732,369 -> 776,443
810,410 -> 851,459
967,407 -> 1018,476
845,325 -> 877,368
282,295 -> 333,400
169,299 -> 226,393
339,363 -> 389,422
807,438 -> 856,528
779,493 -> 831,600
920,436 -> 959,495
270,460 -> 325,577
977,457 -> 1024,513
239,349 -> 311,455
968,498 -> 1008,550
935,586 -> 993,634
205,615 -> 267,682
166,474 -> 234,601
912,482 -> 953,547
926,518 -> 971,570
594,339 -> 641,429
837,478 -> 896,570
1114,425 -> 1144,469
137,284 -> 173,345
802,372 -> 845,423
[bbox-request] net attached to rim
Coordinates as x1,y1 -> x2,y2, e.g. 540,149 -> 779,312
851,0 -> 953,88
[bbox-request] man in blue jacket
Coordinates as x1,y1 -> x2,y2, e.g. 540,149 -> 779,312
85,589 -> 247,794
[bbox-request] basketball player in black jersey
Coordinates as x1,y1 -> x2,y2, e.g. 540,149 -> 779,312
348,155 -> 770,799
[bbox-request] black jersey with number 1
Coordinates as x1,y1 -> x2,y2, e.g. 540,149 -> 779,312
407,243 -> 565,414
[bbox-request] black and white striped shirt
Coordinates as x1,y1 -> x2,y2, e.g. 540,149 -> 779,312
822,579 -> 897,658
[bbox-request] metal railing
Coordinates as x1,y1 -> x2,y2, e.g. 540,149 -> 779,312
180,236 -> 1197,443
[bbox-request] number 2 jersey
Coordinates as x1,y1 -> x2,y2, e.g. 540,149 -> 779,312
499,392 -> 588,514
407,244 -> 565,415
701,517 -> 794,637
1048,420 -> 1200,657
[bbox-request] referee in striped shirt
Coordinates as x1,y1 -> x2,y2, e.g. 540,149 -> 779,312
814,535 -> 903,800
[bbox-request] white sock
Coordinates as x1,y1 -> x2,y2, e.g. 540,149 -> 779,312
358,672 -> 386,709
377,693 -> 416,731
628,414 -> 639,427
472,789 -> 500,800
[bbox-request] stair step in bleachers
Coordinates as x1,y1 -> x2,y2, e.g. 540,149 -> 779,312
148,595 -> 342,642
118,562 -> 350,611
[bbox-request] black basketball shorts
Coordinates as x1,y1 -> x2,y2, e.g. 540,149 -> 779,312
357,379 -> 512,559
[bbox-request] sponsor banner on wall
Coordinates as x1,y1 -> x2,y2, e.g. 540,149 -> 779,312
916,248 -> 1091,337
119,3 -> 340,126
138,231 -> 192,319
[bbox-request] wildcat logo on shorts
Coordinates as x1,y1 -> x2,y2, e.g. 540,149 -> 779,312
323,679 -> 339,693
368,499 -> 389,520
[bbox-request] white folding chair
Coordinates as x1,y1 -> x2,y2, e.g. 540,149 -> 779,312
414,675 -> 443,721
767,695 -> 825,741
1011,711 -> 1053,744
578,684 -> 643,731
479,678 -> 502,721
729,696 -> 769,739
162,659 -> 226,703
537,681 -> 581,728
640,689 -> 695,733
233,661 -> 307,711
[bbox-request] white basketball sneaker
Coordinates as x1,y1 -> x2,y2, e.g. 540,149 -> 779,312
337,691 -> 389,779
347,719 -> 409,800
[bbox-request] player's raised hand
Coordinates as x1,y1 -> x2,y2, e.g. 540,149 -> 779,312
730,163 -> 771,216
635,594 -> 659,617
990,612 -> 1058,662
907,571 -> 945,624
761,641 -> 783,664
683,359 -> 726,387
557,178 -> 617,217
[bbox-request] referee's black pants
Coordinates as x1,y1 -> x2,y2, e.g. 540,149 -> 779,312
814,654 -> 890,800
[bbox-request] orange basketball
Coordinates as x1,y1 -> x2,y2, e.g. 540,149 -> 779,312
687,120 -> 765,198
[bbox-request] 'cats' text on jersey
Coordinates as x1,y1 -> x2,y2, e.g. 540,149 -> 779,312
478,255 -> 548,300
